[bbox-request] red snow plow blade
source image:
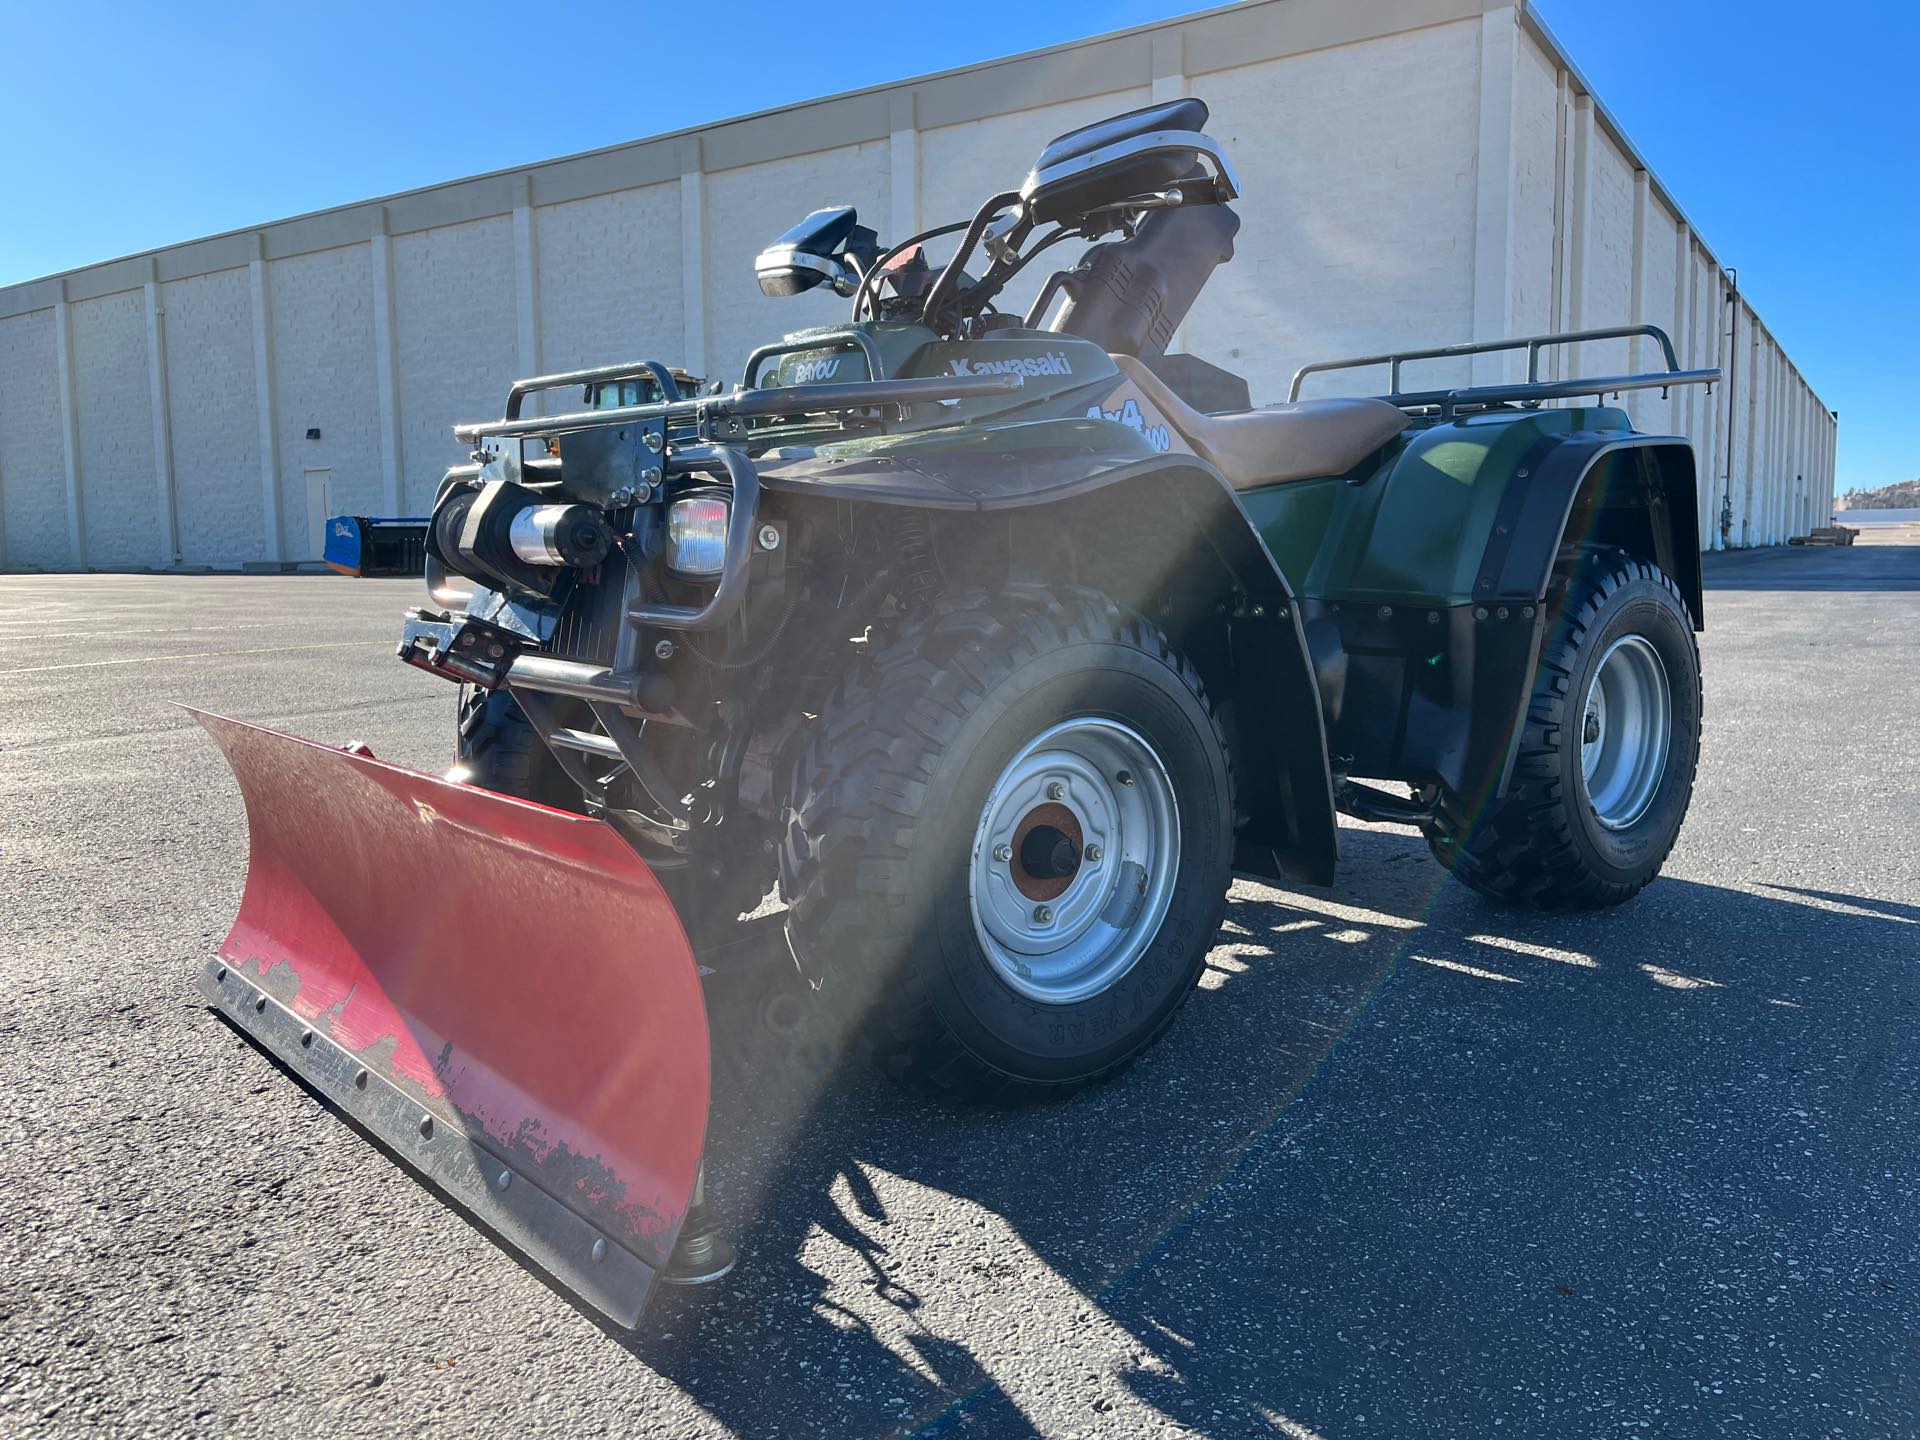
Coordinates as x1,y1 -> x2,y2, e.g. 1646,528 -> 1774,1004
189,709 -> 708,1329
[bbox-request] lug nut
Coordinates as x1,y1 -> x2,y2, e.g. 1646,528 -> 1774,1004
1116,770 -> 1135,787
993,843 -> 1013,863
1083,843 -> 1103,862
1046,781 -> 1065,800
1033,905 -> 1054,924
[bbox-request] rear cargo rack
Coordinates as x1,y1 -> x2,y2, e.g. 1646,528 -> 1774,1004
1288,325 -> 1720,418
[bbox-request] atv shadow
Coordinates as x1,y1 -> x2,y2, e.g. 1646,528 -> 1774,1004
622,826 -> 1919,1438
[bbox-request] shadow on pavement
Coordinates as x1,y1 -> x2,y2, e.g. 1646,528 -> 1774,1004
608,827 -> 1920,1437
1701,543 -> 1920,591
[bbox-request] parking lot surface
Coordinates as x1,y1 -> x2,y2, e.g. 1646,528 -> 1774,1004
2,542 -> 1916,1438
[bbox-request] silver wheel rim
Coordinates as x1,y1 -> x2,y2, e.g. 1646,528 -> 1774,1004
968,719 -> 1180,1006
1579,634 -> 1672,830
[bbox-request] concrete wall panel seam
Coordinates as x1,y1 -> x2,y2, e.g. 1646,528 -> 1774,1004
1469,6 -> 1519,383
512,190 -> 542,380
143,279 -> 181,567
370,220 -> 405,512
680,169 -> 707,381
248,257 -> 284,561
53,297 -> 86,566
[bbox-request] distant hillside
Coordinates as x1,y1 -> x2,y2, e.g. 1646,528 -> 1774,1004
1839,479 -> 1920,510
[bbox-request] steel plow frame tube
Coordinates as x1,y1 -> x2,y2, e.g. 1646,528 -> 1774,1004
189,707 -> 710,1330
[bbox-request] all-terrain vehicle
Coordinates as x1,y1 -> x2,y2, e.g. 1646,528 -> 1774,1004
195,99 -> 1719,1328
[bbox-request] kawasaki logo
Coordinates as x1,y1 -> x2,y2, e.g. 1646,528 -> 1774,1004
948,352 -> 1074,378
784,356 -> 842,384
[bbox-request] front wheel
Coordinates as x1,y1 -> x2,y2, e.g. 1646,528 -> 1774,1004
779,589 -> 1234,1100
1423,548 -> 1701,908
455,684 -> 576,808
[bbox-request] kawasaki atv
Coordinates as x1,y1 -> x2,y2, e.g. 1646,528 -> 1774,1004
194,98 -> 1719,1328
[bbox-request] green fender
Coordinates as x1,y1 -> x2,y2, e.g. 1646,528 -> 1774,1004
1239,404 -> 1702,619
1238,404 -> 1704,802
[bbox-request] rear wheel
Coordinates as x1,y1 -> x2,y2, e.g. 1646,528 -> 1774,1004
1423,547 -> 1701,907
780,588 -> 1234,1100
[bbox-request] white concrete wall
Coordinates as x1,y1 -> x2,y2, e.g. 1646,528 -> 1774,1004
0,0 -> 1834,570
161,267 -> 265,566
267,245 -> 383,558
535,183 -> 684,381
392,214 -> 518,509
1197,22 -> 1483,400
1507,18 -> 1836,547
0,307 -> 70,567
70,290 -> 158,569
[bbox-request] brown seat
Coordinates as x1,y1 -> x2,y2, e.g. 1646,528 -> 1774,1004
1110,353 -> 1409,491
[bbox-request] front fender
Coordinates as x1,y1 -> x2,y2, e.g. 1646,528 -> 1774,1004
1019,454 -> 1340,889
759,437 -> 1343,886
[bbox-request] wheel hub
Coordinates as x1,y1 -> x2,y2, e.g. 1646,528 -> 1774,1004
1579,634 -> 1672,830
968,719 -> 1180,1006
1010,806 -> 1083,900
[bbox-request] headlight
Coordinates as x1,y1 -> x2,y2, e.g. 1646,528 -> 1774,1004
666,494 -> 730,577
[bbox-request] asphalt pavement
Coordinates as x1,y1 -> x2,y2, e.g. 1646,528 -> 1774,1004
2,542 -> 1915,1438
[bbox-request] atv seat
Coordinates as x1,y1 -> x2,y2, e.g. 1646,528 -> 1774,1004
1110,354 -> 1409,490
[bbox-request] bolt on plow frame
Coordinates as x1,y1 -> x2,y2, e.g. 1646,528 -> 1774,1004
195,96 -> 1717,1331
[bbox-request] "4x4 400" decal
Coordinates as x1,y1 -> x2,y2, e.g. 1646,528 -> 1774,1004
1087,396 -> 1172,453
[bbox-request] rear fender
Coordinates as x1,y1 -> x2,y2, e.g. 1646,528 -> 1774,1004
1481,434 -> 1704,628
1452,433 -> 1704,803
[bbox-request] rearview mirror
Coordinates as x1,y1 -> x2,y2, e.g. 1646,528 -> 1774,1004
755,245 -> 858,298
755,206 -> 876,298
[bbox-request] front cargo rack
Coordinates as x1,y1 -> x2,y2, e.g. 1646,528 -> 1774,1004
454,365 -> 1021,446
1288,325 -> 1720,419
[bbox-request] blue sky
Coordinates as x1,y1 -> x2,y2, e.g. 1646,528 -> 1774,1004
1,0 -> 1909,492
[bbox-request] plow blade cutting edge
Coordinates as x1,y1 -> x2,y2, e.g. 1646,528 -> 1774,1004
189,708 -> 709,1328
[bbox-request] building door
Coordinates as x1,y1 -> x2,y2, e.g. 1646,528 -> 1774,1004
303,469 -> 332,561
